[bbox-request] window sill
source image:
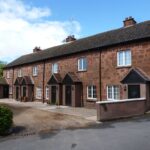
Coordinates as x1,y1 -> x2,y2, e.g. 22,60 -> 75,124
116,65 -> 132,69
33,75 -> 38,77
87,98 -> 97,102
77,70 -> 87,73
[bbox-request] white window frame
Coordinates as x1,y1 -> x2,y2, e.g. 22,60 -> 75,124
45,87 -> 49,100
33,66 -> 38,76
52,63 -> 58,74
18,69 -> 22,77
107,85 -> 120,100
87,85 -> 97,100
36,87 -> 42,99
78,58 -> 87,71
9,86 -> 12,94
7,71 -> 10,79
117,50 -> 131,67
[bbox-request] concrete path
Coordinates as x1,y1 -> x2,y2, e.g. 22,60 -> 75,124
0,99 -> 97,121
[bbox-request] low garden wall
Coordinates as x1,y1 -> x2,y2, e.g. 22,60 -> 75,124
96,98 -> 146,121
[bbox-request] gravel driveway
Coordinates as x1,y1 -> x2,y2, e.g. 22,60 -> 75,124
0,99 -> 95,135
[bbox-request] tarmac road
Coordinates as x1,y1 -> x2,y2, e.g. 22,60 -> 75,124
1,115 -> 150,150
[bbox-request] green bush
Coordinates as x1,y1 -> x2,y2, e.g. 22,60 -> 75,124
0,105 -> 13,135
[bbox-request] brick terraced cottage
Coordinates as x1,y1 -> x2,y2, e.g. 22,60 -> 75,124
2,17 -> 150,113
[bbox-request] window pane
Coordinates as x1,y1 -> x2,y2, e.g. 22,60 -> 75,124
46,87 -> 49,99
125,50 -> 131,65
36,88 -> 42,99
114,86 -> 119,100
88,86 -> 92,98
107,86 -> 112,99
93,86 -> 97,98
52,63 -> 58,73
78,59 -> 82,70
83,58 -> 87,70
118,51 -> 124,66
33,66 -> 38,76
78,58 -> 87,71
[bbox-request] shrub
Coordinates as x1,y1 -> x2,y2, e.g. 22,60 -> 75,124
0,105 -> 13,135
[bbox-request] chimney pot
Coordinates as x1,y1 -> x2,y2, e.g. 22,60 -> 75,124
33,47 -> 42,53
123,16 -> 137,27
65,35 -> 76,43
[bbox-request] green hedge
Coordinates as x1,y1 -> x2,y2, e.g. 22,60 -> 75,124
0,105 -> 13,135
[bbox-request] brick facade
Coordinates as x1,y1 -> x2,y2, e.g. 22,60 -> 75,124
2,18 -> 150,109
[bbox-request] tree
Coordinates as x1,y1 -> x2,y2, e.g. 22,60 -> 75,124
0,61 -> 6,78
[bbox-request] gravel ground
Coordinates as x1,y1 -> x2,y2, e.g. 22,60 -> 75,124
0,103 -> 94,136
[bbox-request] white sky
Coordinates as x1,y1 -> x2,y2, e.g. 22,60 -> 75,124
0,0 -> 81,63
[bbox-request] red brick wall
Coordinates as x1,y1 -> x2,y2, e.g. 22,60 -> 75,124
3,40 -> 150,108
97,99 -> 146,121
45,51 -> 100,107
100,41 -> 150,100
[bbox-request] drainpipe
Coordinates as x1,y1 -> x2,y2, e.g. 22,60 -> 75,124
42,61 -> 46,103
12,67 -> 14,98
99,50 -> 102,101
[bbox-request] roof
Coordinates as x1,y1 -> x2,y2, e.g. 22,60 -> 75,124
22,76 -> 34,85
5,20 -> 150,68
121,67 -> 150,84
14,76 -> 34,85
62,72 -> 81,84
0,77 -> 8,85
47,73 -> 62,84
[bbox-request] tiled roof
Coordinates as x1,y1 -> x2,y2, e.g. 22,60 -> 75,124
47,73 -> 62,84
0,77 -> 8,85
5,20 -> 150,68
62,72 -> 81,84
14,76 -> 33,85
121,67 -> 150,84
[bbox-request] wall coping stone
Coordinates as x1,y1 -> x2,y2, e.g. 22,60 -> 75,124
96,98 -> 146,104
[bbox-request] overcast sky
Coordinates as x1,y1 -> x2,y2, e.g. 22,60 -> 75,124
0,0 -> 149,63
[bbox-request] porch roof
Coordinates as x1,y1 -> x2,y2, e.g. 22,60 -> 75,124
0,77 -> 8,85
121,68 -> 150,84
14,76 -> 34,85
62,72 -> 81,84
47,73 -> 62,85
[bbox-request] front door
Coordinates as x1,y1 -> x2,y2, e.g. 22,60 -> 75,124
3,86 -> 9,98
16,87 -> 19,100
128,85 -> 140,99
65,85 -> 72,106
23,86 -> 26,97
51,86 -> 56,104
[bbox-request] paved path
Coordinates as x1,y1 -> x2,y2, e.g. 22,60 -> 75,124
0,99 -> 96,121
1,115 -> 150,150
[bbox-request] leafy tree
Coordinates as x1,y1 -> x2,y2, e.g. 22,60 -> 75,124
0,61 -> 6,78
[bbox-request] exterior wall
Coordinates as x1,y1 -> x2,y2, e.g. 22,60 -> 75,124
3,40 -> 150,109
97,99 -> 146,121
4,62 -> 45,102
45,52 -> 100,107
3,69 -> 13,98
100,41 -> 150,100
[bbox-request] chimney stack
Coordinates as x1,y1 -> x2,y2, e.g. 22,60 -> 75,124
33,47 -> 42,53
123,16 -> 137,27
65,35 -> 76,43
